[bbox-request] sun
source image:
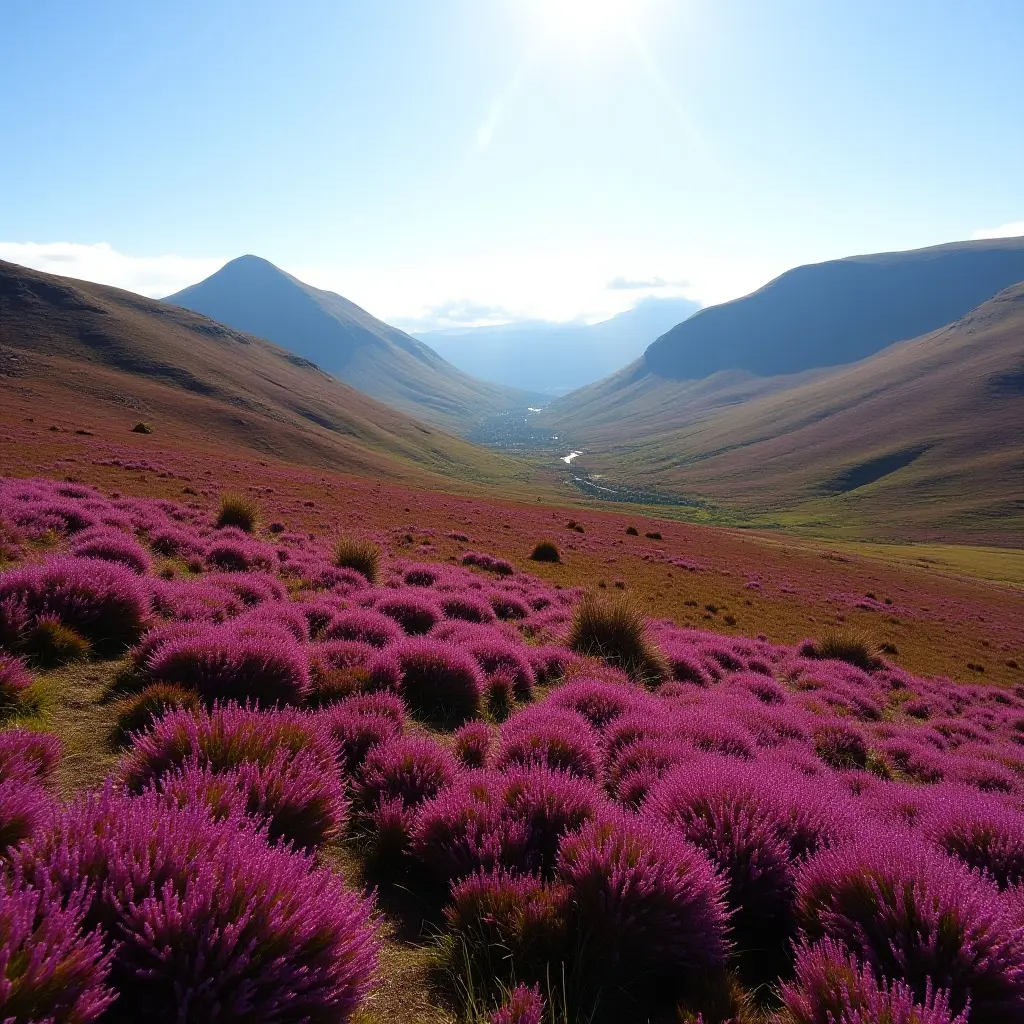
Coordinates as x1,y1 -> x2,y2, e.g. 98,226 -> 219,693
528,0 -> 652,50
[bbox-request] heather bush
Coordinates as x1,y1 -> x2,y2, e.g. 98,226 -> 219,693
411,766 -> 601,883
494,706 -> 602,780
813,720 -> 869,770
923,790 -> 1024,889
356,735 -> 458,813
111,683 -> 203,746
0,777 -> 54,851
334,535 -> 380,583
18,788 -> 379,1022
446,869 -> 567,996
0,730 -> 62,786
649,758 -> 843,966
373,591 -> 442,635
453,721 -> 495,768
441,593 -> 498,624
394,638 -> 483,725
324,700 -> 403,775
529,540 -> 561,563
324,608 -> 404,648
0,881 -> 114,1023
145,624 -> 311,705
489,592 -> 531,622
215,492 -> 259,532
119,705 -> 345,846
461,552 -> 514,576
556,809 -> 729,997
448,628 -> 536,701
490,983 -> 546,1024
567,593 -> 667,683
71,528 -> 152,574
781,937 -> 969,1024
794,831 -> 1024,1022
545,678 -> 642,730
0,652 -> 33,707
0,556 -> 149,656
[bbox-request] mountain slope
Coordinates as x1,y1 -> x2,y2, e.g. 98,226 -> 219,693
0,259 -> 528,488
545,236 -> 1024,441
415,296 -> 700,393
165,256 -> 540,434
571,281 -> 1024,537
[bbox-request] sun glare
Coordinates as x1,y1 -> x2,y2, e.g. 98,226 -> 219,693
529,0 -> 652,50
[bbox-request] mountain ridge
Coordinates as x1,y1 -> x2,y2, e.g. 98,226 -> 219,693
165,256 -> 542,434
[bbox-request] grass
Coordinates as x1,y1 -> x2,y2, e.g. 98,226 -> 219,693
529,540 -> 561,564
215,492 -> 260,532
335,536 -> 382,584
566,593 -> 667,684
810,628 -> 880,672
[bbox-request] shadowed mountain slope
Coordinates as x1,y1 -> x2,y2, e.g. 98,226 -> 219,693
571,281 -> 1024,537
0,259 -> 528,487
165,256 -> 541,434
416,296 -> 700,393
545,236 -> 1024,441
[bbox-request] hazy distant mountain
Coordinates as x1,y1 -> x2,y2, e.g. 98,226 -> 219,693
552,279 -> 1024,538
415,296 -> 700,393
544,236 -> 1024,440
164,256 -> 541,435
0,260 -> 525,487
644,236 -> 1024,380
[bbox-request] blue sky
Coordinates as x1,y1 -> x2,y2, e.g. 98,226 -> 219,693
2,0 -> 1022,328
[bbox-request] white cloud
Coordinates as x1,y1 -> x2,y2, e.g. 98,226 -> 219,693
0,239 -> 775,332
0,242 -> 224,298
971,221 -> 1024,240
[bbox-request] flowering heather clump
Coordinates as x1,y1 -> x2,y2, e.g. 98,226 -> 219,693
324,700 -> 404,775
112,683 -> 203,746
0,652 -> 33,706
204,536 -> 275,572
356,735 -> 457,813
324,608 -> 404,649
334,535 -> 381,584
118,706 -> 346,847
0,777 -> 54,850
489,592 -> 530,621
373,591 -> 442,635
490,984 -> 546,1024
461,551 -> 514,576
411,766 -> 601,883
440,593 -> 497,624
794,831 -> 1024,1022
922,790 -> 1024,888
214,491 -> 259,532
71,528 -> 152,575
567,592 -> 667,683
528,644 -> 579,685
0,730 -> 62,787
447,869 -> 567,985
813,719 -> 869,770
556,809 -> 729,994
781,937 -> 969,1024
437,623 -> 536,701
18,788 -> 379,1022
649,758 -> 843,962
453,721 -> 495,768
145,623 -> 311,705
0,881 -> 114,1023
0,556 -> 149,656
149,525 -> 204,558
494,706 -> 602,781
393,638 -> 483,724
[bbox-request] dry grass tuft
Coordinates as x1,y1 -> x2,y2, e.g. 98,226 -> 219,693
215,492 -> 260,532
567,592 -> 667,684
334,536 -> 381,584
529,540 -> 561,564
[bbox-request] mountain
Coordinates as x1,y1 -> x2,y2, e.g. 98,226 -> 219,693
543,236 -> 1024,442
415,296 -> 700,393
164,256 -> 542,435
0,260 -> 528,488
557,281 -> 1024,538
